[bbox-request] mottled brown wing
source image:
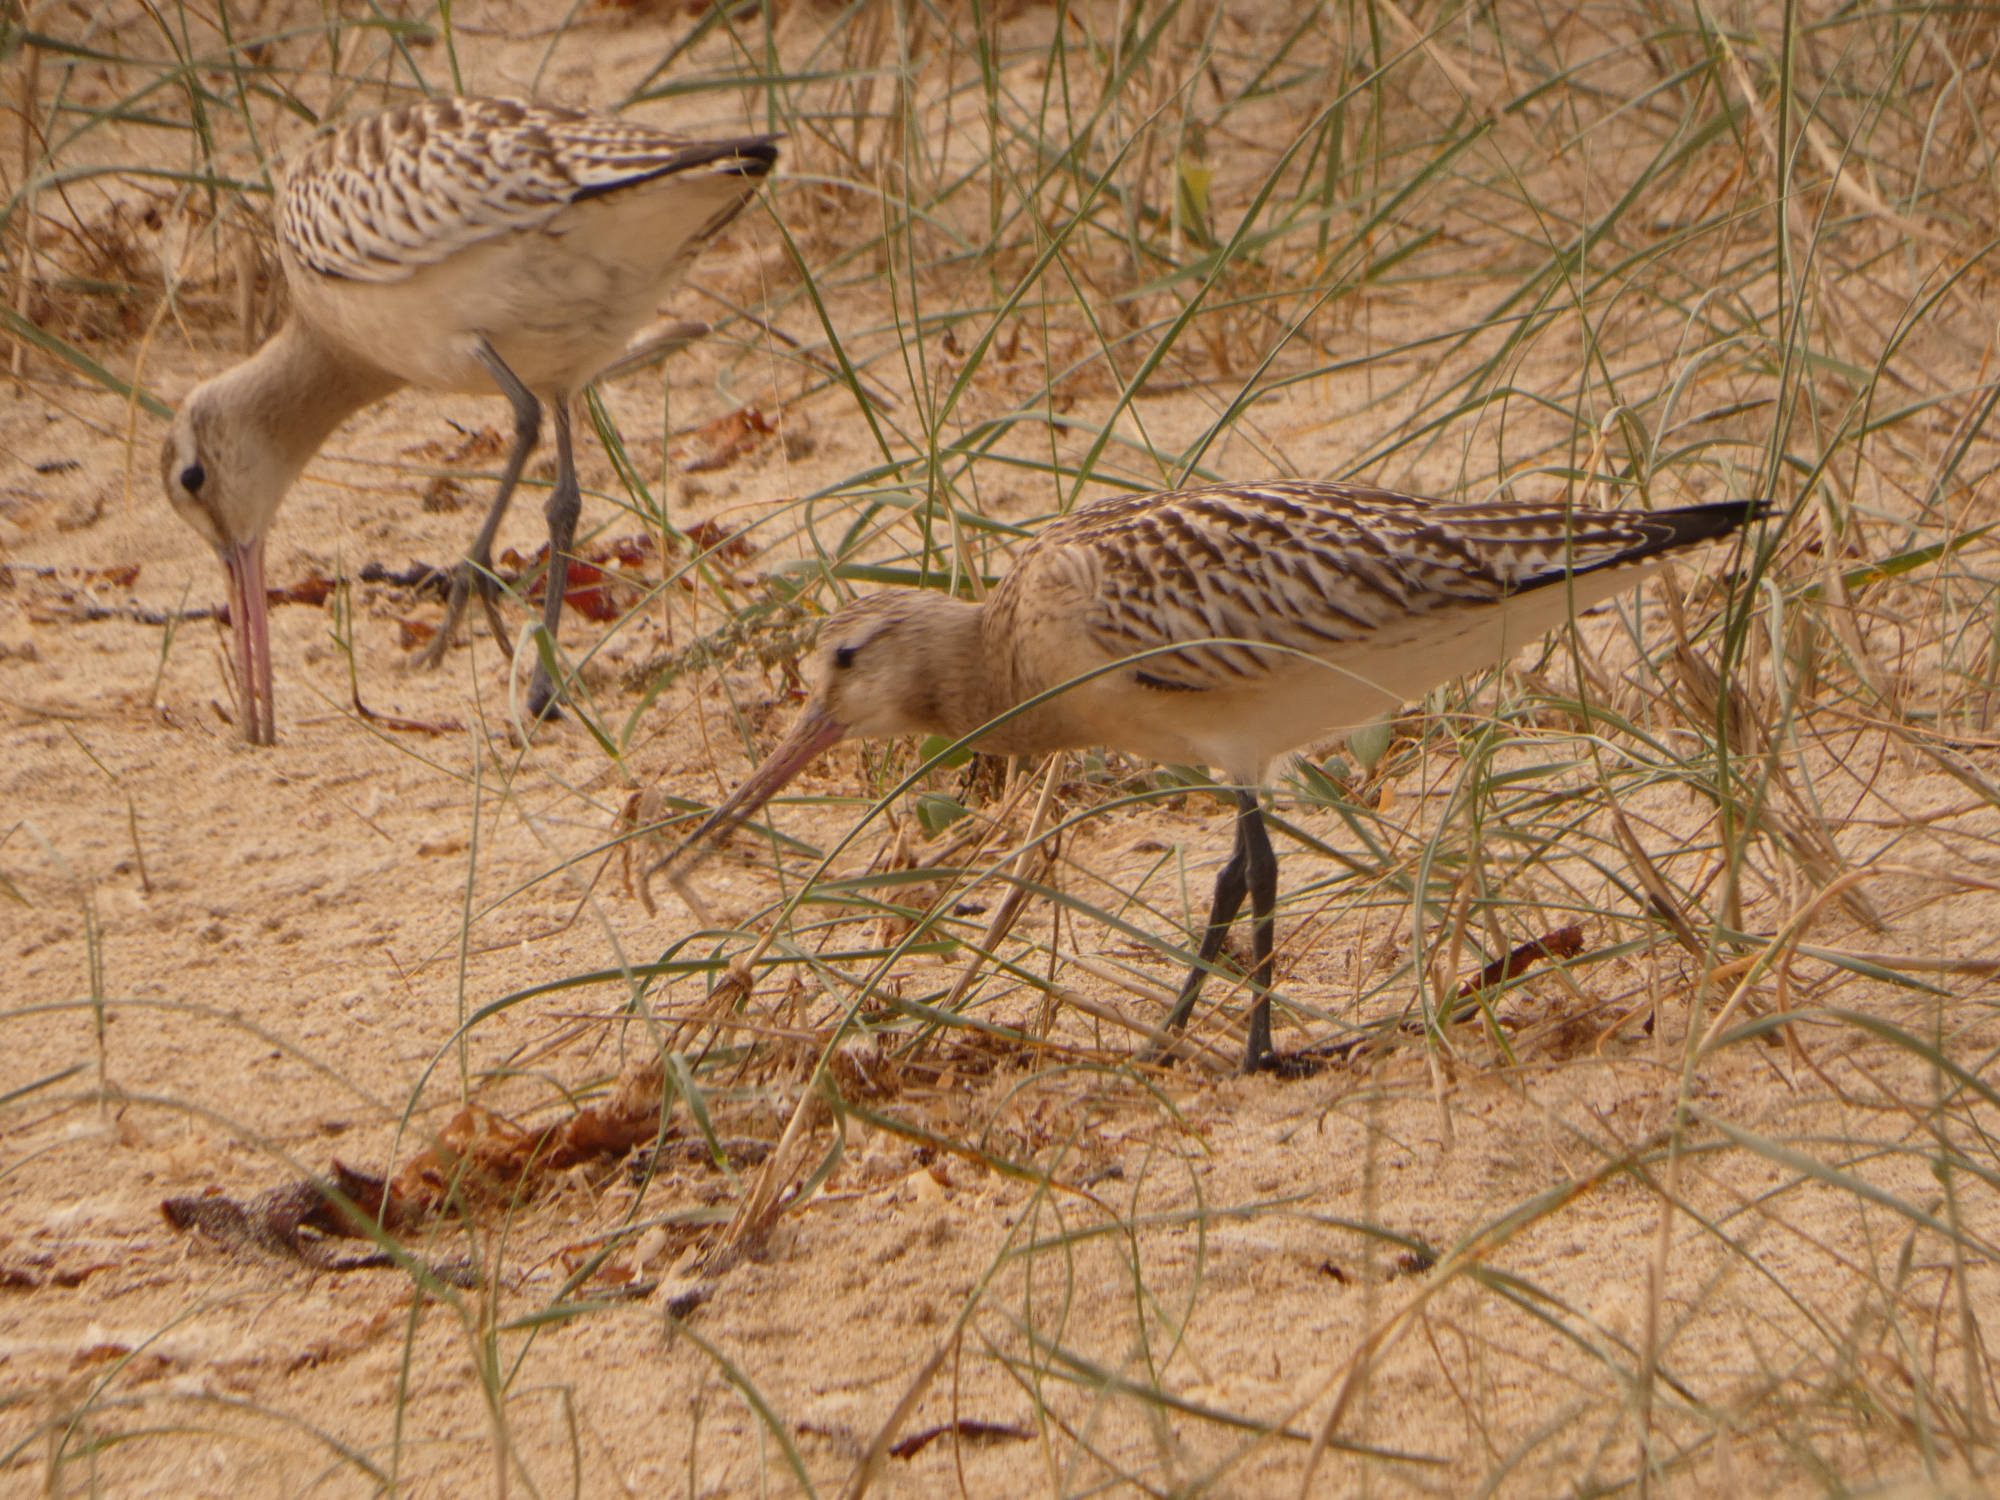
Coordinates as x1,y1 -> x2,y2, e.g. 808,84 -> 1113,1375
1019,481 -> 1697,691
281,96 -> 773,284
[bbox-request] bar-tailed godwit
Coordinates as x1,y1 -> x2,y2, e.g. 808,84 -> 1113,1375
161,95 -> 778,743
650,480 -> 1764,1072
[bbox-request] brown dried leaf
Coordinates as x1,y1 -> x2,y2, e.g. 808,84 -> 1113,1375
672,406 -> 775,473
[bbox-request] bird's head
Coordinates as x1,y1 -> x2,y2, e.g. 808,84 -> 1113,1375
159,321 -> 399,746
160,376 -> 296,556
805,589 -> 980,740
160,375 -> 296,746
645,588 -> 982,898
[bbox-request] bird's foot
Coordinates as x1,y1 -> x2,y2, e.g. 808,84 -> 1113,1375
1244,1047 -> 1329,1080
1136,1034 -> 1326,1078
417,561 -> 508,669
524,667 -> 565,726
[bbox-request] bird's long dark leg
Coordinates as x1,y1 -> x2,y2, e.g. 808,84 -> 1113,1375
1158,790 -> 1253,1031
1154,791 -> 1280,1072
525,400 -> 579,722
420,336 -> 539,669
1237,791 -> 1279,1072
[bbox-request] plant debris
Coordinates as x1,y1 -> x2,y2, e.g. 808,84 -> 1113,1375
161,1169 -> 475,1284
684,519 -> 758,563
1455,923 -> 1587,1000
672,405 -> 775,472
7,562 -> 343,626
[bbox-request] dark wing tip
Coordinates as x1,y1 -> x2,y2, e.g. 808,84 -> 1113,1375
680,134 -> 782,178
1510,498 -> 1767,593
568,134 -> 781,204
1646,498 -> 1770,549
726,135 -> 783,176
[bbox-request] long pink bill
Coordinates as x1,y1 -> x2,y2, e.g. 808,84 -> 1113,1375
222,536 -> 275,746
643,701 -> 846,907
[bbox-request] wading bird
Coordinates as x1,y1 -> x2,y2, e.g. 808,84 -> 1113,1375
161,94 -> 778,744
652,480 -> 1763,1072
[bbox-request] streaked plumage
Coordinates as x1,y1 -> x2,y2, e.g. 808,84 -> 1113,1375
966,481 -> 1753,780
653,480 -> 1765,1072
162,95 -> 778,743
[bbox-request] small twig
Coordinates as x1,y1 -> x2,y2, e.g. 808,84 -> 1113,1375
1453,923 -> 1586,1003
350,691 -> 463,738
886,1421 -> 1031,1460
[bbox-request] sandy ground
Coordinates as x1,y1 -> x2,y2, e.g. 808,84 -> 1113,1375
8,5 -> 2000,1497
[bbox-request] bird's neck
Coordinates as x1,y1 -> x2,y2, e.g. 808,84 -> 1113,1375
958,597 -> 1084,756
213,318 -> 402,510
877,596 -> 1000,741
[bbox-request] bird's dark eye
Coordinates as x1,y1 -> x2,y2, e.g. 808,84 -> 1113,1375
833,645 -> 858,670
179,462 -> 206,494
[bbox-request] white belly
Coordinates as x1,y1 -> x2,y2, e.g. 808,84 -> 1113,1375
1026,561 -> 1664,784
